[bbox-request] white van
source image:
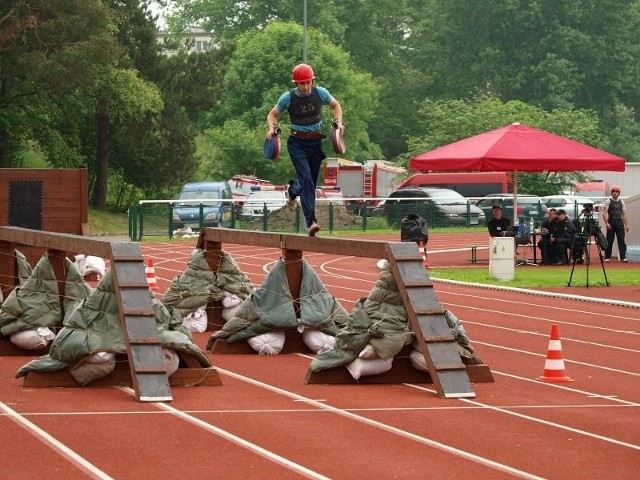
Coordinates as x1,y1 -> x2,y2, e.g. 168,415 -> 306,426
241,187 -> 287,218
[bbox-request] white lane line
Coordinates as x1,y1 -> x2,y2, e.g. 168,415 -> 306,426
455,319 -> 640,354
490,370 -> 640,407
212,368 -> 544,480
117,387 -> 330,480
0,402 -> 114,480
432,278 -> 640,309
13,403 -> 637,418
474,340 -> 640,378
404,381 -> 640,451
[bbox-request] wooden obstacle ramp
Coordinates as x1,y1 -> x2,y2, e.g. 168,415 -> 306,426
0,227 -> 221,402
197,228 -> 494,398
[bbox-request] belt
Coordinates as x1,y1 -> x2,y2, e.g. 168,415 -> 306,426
290,130 -> 326,140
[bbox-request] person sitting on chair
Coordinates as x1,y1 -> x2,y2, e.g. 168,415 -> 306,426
549,209 -> 576,265
487,205 -> 512,237
516,217 -> 531,245
537,208 -> 558,265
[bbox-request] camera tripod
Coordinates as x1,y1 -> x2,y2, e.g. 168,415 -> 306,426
567,211 -> 610,287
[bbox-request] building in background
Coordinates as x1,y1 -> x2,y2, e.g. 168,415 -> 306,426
156,26 -> 212,55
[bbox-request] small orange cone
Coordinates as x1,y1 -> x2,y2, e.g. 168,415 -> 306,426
419,241 -> 429,268
538,324 -> 573,382
145,258 -> 159,290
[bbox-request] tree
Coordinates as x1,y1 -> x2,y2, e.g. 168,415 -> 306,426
196,21 -> 381,181
402,95 -> 604,195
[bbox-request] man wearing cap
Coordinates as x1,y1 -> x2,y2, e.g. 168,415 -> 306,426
549,209 -> 576,265
602,186 -> 629,262
266,63 -> 344,237
487,204 -> 512,237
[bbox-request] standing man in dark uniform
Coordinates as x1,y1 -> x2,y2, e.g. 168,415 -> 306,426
266,63 -> 344,236
487,205 -> 512,237
602,186 -> 629,262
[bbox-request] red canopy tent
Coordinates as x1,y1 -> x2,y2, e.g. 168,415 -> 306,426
409,123 -> 625,222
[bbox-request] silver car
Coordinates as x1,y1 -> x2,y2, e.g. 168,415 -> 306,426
541,195 -> 596,220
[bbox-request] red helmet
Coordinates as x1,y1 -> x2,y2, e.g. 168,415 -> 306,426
612,185 -> 621,192
291,63 -> 315,83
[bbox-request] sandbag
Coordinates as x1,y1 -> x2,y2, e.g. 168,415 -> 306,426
247,332 -> 286,355
9,327 -> 54,350
68,357 -> 116,386
358,343 -> 380,360
162,348 -> 180,377
182,307 -> 207,333
85,351 -> 115,364
302,329 -> 335,354
346,358 -> 393,381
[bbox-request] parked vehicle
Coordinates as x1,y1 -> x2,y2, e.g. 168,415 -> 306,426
399,172 -> 511,197
475,193 -> 548,224
541,195 -> 595,220
574,180 -> 610,203
241,186 -> 288,218
322,158 -> 405,212
172,181 -> 233,229
372,187 -> 485,227
316,186 -> 346,206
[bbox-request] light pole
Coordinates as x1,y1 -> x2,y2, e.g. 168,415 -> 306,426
303,0 -> 308,63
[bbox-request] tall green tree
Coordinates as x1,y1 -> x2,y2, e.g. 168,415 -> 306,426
403,95 -> 604,195
410,0 -> 640,160
196,22 -> 381,182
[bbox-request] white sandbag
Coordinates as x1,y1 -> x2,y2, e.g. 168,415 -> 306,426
162,348 -> 180,377
74,254 -> 106,279
358,343 -> 380,359
409,349 -> 429,373
86,351 -> 116,364
9,329 -> 49,350
182,307 -> 207,332
222,294 -> 242,308
247,332 -> 286,355
68,357 -> 116,386
302,329 -> 335,354
376,259 -> 388,270
221,304 -> 242,323
346,357 -> 393,381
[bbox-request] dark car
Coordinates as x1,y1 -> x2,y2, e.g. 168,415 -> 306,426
372,187 -> 485,227
172,181 -> 233,229
476,194 -> 548,224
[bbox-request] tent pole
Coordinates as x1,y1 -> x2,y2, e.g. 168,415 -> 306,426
512,171 -> 518,226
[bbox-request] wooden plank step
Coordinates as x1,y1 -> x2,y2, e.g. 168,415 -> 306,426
414,308 -> 446,316
423,335 -> 456,343
128,337 -> 163,345
393,254 -> 424,261
135,366 -> 170,374
402,279 -> 434,288
433,363 -> 468,371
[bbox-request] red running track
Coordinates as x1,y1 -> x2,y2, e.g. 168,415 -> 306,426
1,233 -> 639,479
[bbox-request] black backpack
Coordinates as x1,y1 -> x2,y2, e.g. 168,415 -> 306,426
400,214 -> 429,244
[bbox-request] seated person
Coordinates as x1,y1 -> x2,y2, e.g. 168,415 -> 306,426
515,217 -> 531,246
487,205 -> 512,237
549,209 -> 576,265
537,208 -> 558,265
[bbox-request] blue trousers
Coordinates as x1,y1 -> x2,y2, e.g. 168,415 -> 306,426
287,136 -> 326,228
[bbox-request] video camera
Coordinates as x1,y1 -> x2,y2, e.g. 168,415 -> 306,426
583,203 -> 594,214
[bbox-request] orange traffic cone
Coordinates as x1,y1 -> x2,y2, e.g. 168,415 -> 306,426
538,324 -> 573,382
145,258 -> 159,291
419,241 -> 429,268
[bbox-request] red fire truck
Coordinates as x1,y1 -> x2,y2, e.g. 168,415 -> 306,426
322,158 -> 406,210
